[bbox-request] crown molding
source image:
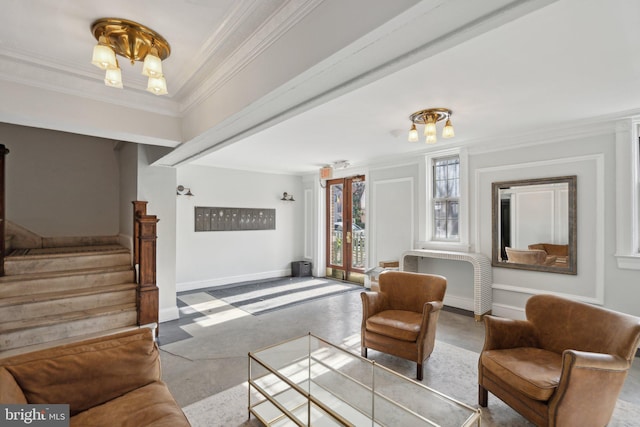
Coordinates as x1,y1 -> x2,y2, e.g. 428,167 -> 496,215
0,50 -> 180,117
170,0 -> 261,96
176,0 -> 325,114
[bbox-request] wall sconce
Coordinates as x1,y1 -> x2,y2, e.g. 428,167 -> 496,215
281,192 -> 295,202
177,185 -> 194,197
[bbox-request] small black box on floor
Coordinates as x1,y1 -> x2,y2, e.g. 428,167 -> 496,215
291,261 -> 312,277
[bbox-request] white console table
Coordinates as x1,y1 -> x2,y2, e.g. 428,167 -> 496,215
401,249 -> 492,320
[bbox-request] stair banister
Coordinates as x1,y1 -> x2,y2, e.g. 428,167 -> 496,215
132,201 -> 159,335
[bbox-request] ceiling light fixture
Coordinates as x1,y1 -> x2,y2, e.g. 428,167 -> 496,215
90,18 -> 171,95
408,108 -> 455,144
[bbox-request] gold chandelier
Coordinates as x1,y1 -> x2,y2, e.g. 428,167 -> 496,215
91,18 -> 171,95
408,108 -> 455,144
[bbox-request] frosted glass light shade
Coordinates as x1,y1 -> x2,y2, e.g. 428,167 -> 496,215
424,117 -> 437,137
425,134 -> 437,144
142,48 -> 163,77
408,124 -> 419,142
91,38 -> 117,70
442,119 -> 455,138
147,76 -> 168,95
104,67 -> 123,88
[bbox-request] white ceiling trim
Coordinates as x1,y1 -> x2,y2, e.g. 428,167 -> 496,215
0,51 -> 180,117
170,0 -> 260,97
177,0 -> 325,115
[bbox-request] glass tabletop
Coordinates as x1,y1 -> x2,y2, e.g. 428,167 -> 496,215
248,334 -> 480,427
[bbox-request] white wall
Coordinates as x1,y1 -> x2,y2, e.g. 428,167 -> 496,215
117,142 -> 137,251
176,165 -> 304,291
346,122 -> 640,320
137,145 -> 178,322
368,164 -> 419,267
1,123 -> 119,237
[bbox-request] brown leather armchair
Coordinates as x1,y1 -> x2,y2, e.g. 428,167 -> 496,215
479,294 -> 640,427
505,247 -> 556,266
360,271 -> 446,380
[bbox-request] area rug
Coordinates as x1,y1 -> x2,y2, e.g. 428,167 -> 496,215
206,277 -> 362,315
181,338 -> 640,427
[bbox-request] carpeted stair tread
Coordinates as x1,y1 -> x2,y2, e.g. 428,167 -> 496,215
0,303 -> 137,334
0,325 -> 144,359
0,283 -> 137,308
0,264 -> 133,283
6,244 -> 129,259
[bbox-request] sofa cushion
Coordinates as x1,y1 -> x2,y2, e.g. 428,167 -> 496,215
2,329 -> 160,415
481,347 -> 562,401
366,310 -> 421,342
70,381 -> 189,427
0,367 -> 27,404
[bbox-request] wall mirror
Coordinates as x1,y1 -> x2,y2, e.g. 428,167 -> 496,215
492,175 -> 577,274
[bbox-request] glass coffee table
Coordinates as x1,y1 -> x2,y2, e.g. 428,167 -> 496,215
248,333 -> 481,426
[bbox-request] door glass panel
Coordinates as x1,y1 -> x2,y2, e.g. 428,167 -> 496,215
351,179 -> 366,269
329,182 -> 343,267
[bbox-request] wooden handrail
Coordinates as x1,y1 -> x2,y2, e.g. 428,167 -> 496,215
132,201 -> 159,335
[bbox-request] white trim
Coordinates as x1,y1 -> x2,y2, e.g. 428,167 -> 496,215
176,269 -> 290,292
492,283 -> 604,306
178,0 -> 324,114
304,188 -> 313,259
371,177 -> 414,268
423,148 -> 469,251
491,303 -> 526,320
614,118 -> 640,269
443,294 -> 474,312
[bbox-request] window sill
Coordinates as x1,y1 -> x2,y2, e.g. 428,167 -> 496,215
615,254 -> 640,270
416,241 -> 471,253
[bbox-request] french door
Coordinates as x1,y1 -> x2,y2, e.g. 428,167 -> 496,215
326,175 -> 366,283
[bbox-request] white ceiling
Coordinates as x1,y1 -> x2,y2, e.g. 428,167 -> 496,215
1,0 -> 639,175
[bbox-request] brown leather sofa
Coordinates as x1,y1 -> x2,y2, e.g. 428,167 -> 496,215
479,294 -> 640,427
361,271 -> 446,380
0,328 -> 190,427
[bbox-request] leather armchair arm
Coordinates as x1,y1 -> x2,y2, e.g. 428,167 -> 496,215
549,350 -> 632,426
561,350 -> 630,372
360,291 -> 388,321
417,301 -> 444,341
482,315 -> 539,351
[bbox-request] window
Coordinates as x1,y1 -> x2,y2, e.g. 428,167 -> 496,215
432,156 -> 460,240
423,148 -> 468,251
614,119 -> 640,269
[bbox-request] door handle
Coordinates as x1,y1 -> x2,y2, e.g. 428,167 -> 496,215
346,231 -> 352,244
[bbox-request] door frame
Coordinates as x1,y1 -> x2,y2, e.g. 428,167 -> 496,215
325,175 -> 365,282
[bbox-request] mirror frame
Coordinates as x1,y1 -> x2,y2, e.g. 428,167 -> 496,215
491,175 -> 577,274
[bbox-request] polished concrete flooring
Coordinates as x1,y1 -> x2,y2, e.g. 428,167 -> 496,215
158,279 -> 640,425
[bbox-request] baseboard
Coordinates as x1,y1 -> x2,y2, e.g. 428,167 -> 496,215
159,305 -> 180,323
176,269 -> 291,293
442,305 -> 474,318
491,303 -> 527,320
443,294 -> 474,312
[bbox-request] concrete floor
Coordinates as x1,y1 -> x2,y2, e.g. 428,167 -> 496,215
158,281 -> 640,424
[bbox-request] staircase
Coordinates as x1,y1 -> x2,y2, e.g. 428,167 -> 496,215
0,244 -> 138,357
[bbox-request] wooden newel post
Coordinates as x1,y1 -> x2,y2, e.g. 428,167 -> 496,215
137,215 -> 159,332
133,201 -> 159,336
132,201 -> 148,269
0,145 -> 9,277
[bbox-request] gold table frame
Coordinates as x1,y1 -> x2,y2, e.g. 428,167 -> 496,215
248,333 -> 481,426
